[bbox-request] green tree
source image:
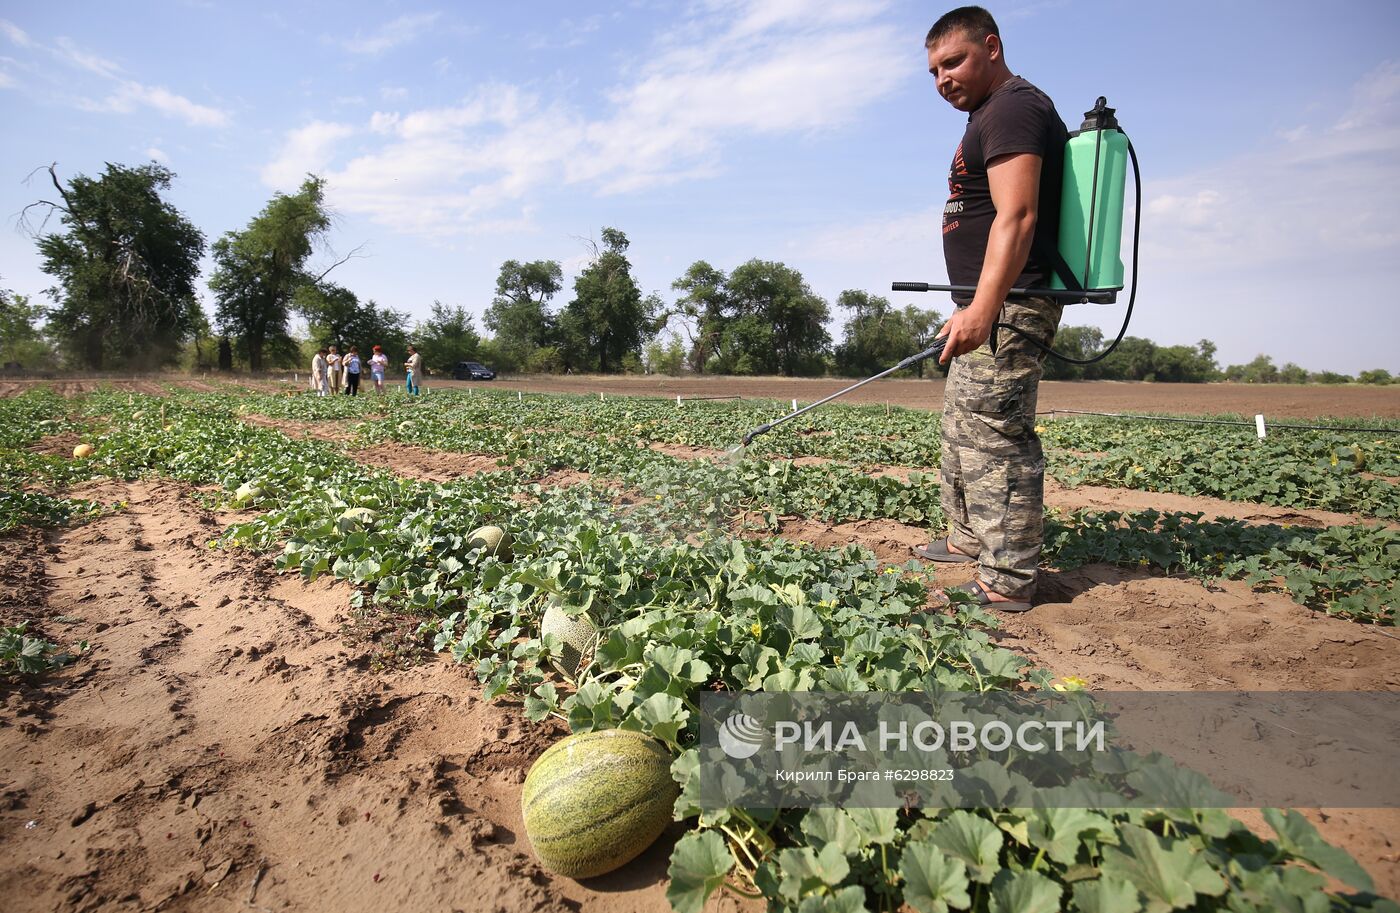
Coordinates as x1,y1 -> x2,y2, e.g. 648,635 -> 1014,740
644,333 -> 687,376
1358,369 -> 1394,385
833,290 -> 940,377
413,301 -> 482,373
1277,362 -> 1309,384
1041,325 -> 1104,380
1224,354 -> 1280,384
901,304 -> 944,379
0,284 -> 56,370
1308,370 -> 1352,385
209,176 -> 338,371
669,260 -> 730,373
27,162 -> 205,369
723,259 -> 830,376
295,282 -> 410,359
483,259 -> 562,371
560,228 -> 654,373
1097,336 -> 1157,381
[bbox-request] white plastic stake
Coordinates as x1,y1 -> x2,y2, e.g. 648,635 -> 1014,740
1255,414 -> 1266,439
518,391 -> 522,402
600,392 -> 604,401
294,373 -> 298,383
792,399 -> 798,411
677,395 -> 682,406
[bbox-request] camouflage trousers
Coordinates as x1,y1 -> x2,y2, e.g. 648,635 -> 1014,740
940,296 -> 1063,600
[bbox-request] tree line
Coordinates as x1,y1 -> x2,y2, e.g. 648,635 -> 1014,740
3,161 -> 1395,385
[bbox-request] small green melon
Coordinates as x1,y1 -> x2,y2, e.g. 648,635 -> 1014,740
522,729 -> 679,879
468,525 -> 512,561
541,600 -> 599,678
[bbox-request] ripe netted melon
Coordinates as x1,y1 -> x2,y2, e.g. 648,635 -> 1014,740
522,729 -> 679,879
72,443 -> 94,458
468,525 -> 512,561
541,600 -> 599,678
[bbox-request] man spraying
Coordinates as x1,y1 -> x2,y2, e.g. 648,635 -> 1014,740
918,6 -> 1068,613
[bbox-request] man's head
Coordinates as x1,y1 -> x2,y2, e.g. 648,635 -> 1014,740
925,6 -> 1010,113
407,345 -> 417,353
329,344 -> 337,353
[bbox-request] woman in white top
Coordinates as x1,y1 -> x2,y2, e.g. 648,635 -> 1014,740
311,348 -> 330,397
369,345 -> 389,395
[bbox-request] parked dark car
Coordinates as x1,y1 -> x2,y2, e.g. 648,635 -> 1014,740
452,361 -> 496,380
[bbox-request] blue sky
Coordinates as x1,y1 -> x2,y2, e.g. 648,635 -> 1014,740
2,0 -> 1398,373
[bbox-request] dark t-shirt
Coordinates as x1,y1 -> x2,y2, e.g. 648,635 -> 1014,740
942,76 -> 1069,305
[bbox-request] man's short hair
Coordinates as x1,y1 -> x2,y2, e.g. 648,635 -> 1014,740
926,6 -> 1000,49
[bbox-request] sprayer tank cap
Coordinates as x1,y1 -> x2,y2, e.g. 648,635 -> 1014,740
1078,96 -> 1121,132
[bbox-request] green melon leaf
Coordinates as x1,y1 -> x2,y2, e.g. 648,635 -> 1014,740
666,830 -> 734,913
1071,877 -> 1145,913
988,869 -> 1062,913
899,842 -> 971,913
1099,824 -> 1227,911
1263,808 -> 1375,892
928,811 -> 1005,884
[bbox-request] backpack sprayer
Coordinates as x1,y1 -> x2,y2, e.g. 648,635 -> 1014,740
732,96 -> 1139,452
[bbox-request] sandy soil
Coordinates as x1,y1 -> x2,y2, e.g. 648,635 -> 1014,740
0,480 -> 757,913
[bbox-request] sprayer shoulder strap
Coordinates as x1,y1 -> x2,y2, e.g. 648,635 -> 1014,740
1031,232 -> 1083,292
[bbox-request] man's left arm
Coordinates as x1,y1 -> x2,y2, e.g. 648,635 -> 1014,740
937,152 -> 1042,362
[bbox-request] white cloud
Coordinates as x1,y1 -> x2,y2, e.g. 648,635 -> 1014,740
261,120 -> 357,189
0,69 -> 13,89
9,32 -> 232,127
0,19 -> 32,47
97,81 -> 230,127
379,85 -> 409,101
54,36 -> 122,79
340,13 -> 441,55
1143,60 -> 1400,270
145,145 -> 170,164
268,0 -> 906,237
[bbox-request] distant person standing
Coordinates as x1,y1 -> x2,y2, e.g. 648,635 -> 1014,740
344,347 -> 362,396
369,345 -> 389,395
327,345 -> 343,394
404,345 -> 422,396
311,348 -> 330,397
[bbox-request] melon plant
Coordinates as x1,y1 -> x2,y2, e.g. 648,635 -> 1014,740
522,729 -> 679,879
541,600 -> 599,679
469,524 -> 512,561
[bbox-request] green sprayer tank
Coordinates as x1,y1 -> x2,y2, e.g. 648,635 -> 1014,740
1052,97 -> 1129,295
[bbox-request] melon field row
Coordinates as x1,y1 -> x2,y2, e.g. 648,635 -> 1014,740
2,388 -> 1398,912
229,385 -> 1400,518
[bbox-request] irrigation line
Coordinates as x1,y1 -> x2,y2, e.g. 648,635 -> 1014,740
1041,409 -> 1400,435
